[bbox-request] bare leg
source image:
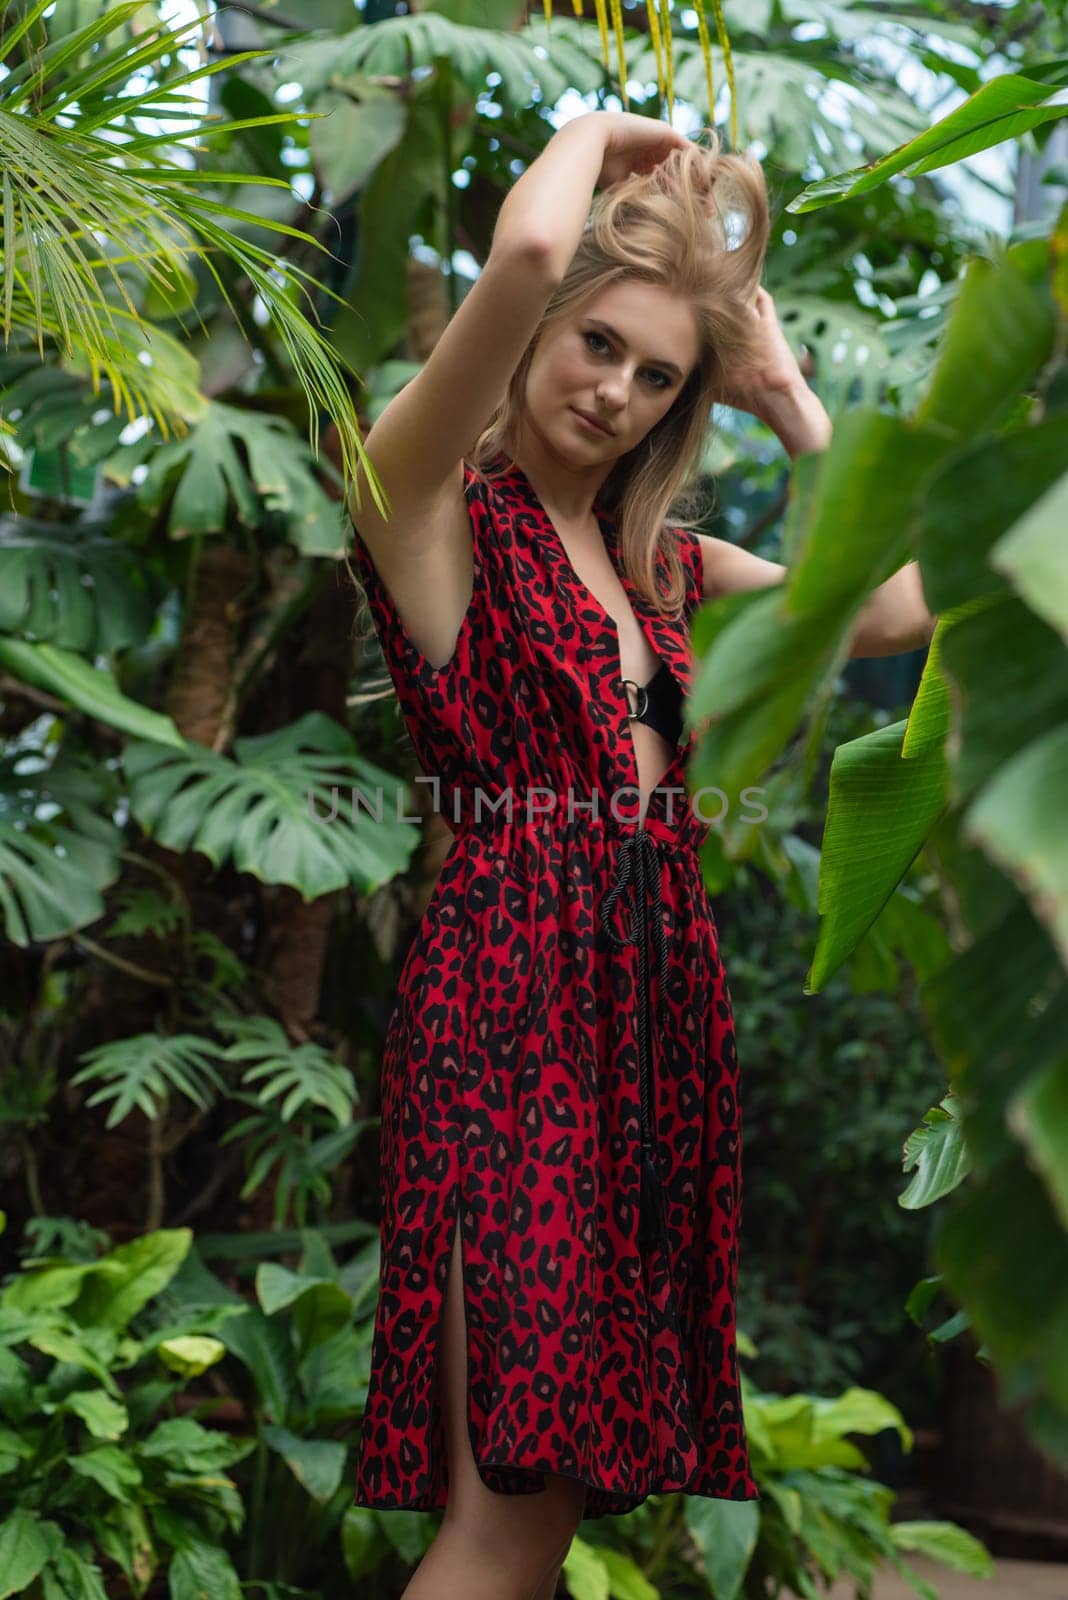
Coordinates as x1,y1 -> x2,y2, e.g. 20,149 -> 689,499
400,1217 -> 587,1600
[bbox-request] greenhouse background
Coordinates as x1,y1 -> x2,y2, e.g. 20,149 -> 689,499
1,0 -> 1067,1596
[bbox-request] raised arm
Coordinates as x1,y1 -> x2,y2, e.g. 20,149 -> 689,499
347,111 -> 687,542
700,290 -> 935,657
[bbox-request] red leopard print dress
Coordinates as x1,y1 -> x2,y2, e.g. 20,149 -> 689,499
348,455 -> 759,1518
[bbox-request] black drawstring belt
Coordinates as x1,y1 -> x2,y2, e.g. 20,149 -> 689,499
599,829 -> 671,1251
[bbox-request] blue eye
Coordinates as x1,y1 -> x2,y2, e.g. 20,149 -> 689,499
584,330 -> 670,388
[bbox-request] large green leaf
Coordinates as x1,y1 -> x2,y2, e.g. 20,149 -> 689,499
262,1424 -> 347,1503
256,1263 -> 353,1355
963,725 -> 1068,968
789,65 -> 1068,212
913,242 -> 1056,440
0,639 -> 187,746
918,415 -> 1068,612
936,596 -> 1068,803
688,584 -> 840,812
123,711 -> 419,898
60,1389 -> 129,1441
809,713 -> 948,991
0,514 -> 155,652
684,1495 -> 761,1600
329,90 -> 447,374
72,1229 -> 193,1332
689,412 -> 946,812
0,748 -> 124,948
107,400 -> 348,554
41,1547 -> 108,1600
280,11 -> 604,105
169,1543 -> 242,1600
785,411 -> 948,611
69,1445 -> 142,1498
0,1509 -> 63,1599
139,1417 -> 255,1473
309,80 -> 407,208
989,467 -> 1068,642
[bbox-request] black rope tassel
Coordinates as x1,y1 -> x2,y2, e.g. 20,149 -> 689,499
600,829 -> 671,1250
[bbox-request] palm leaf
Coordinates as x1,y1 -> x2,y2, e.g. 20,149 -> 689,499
0,2 -> 367,487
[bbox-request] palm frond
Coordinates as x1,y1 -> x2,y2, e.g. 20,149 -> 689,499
0,2 -> 367,486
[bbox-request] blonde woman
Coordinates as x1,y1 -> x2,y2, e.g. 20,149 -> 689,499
346,108 -> 934,1600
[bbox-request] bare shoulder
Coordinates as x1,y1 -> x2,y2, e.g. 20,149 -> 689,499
694,530 -> 788,602
350,458 -> 474,673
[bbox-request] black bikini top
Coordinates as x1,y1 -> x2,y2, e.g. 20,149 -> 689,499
620,660 -> 685,748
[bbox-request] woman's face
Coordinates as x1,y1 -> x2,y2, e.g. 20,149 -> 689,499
522,280 -> 700,471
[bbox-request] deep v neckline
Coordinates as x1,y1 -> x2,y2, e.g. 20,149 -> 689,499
499,458 -> 692,823
502,460 -> 661,679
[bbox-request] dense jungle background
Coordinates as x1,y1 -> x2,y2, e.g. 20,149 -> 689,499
1,0 -> 1067,1595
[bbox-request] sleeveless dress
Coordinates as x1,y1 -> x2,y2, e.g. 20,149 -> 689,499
348,457 -> 760,1519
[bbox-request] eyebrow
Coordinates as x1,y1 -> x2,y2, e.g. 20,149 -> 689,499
584,318 -> 684,380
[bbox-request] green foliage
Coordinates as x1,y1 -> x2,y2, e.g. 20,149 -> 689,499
63,1014 -> 371,1231
1,1 -> 1063,1594
0,0 -> 366,483
0,746 -> 126,947
0,1227 -> 249,1600
123,712 -> 419,900
107,401 -> 350,555
691,132 -> 1068,1473
790,62 -> 1068,213
71,1033 -> 228,1126
0,506 -> 155,653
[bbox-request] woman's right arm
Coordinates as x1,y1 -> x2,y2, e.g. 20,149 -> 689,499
347,112 -> 689,542
347,114 -> 617,541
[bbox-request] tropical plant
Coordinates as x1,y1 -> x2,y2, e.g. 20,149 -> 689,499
0,0 -> 365,482
552,1363 -> 993,1600
689,63 -> 1068,1475
0,1222 -> 249,1599
65,1012 -> 372,1231
1,4 -> 1060,1596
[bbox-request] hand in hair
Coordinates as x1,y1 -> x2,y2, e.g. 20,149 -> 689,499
718,286 -> 814,421
596,111 -> 691,189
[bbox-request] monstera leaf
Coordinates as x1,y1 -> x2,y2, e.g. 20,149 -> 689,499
106,402 -> 347,556
622,42 -> 926,174
0,515 -> 155,653
123,712 -> 419,898
280,11 -> 606,106
0,749 -> 125,947
770,295 -> 901,415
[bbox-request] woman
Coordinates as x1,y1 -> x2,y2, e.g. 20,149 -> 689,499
346,109 -> 934,1600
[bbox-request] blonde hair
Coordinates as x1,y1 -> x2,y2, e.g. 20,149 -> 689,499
469,126 -> 771,617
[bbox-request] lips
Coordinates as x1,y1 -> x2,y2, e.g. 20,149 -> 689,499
573,407 -> 613,436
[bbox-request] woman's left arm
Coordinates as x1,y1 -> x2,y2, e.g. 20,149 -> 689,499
715,290 -> 937,659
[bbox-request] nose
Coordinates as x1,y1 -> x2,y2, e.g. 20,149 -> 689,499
596,373 -> 630,410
